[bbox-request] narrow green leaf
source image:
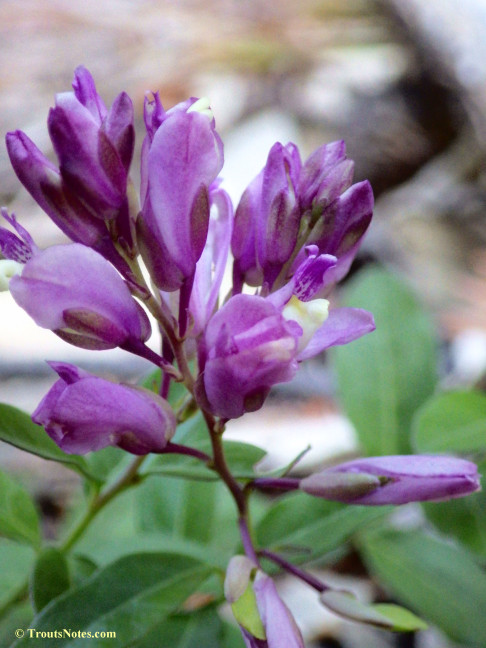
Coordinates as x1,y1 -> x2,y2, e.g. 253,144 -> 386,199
413,390 -> 486,454
12,553 -> 214,647
0,404 -> 94,481
0,470 -> 40,547
31,547 -> 70,612
333,268 -> 438,455
360,528 -> 486,645
256,492 -> 391,562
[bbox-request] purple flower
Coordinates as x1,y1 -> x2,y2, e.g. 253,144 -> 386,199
0,209 -> 37,264
225,557 -> 305,648
6,130 -> 113,249
9,242 -> 150,350
232,139 -> 372,292
232,143 -> 301,289
199,294 -> 301,419
199,280 -> 375,419
47,66 -> 134,220
137,96 -> 224,291
6,67 -> 138,270
300,455 -> 481,505
33,362 -> 176,454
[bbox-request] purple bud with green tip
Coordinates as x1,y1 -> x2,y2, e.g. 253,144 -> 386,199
33,362 -> 175,455
300,455 -> 481,505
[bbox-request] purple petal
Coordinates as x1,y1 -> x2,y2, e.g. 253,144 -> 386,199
202,295 -> 300,418
102,91 -> 135,173
33,364 -> 175,455
298,140 -> 347,209
190,185 -> 233,335
292,246 -> 337,301
72,66 -> 107,125
145,110 -> 223,280
0,211 -> 33,263
232,171 -> 263,287
5,131 -> 116,247
310,180 -> 373,284
9,244 -> 150,348
48,95 -> 126,217
253,574 -> 305,648
297,307 -> 375,360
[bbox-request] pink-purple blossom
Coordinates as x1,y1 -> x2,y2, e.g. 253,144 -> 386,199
33,362 -> 175,454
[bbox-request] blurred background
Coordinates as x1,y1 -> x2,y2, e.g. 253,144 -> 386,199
1,1 -> 486,646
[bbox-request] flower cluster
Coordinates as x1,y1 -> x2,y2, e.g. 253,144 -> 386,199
0,65 -> 375,435
0,68 -> 480,645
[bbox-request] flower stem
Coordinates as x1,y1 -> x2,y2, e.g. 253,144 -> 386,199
259,549 -> 327,593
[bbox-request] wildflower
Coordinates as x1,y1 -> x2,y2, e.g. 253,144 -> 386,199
33,363 -> 175,454
8,241 -> 150,350
232,140 -> 373,293
300,455 -> 481,504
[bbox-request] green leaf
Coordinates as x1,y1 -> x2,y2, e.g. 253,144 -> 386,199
333,268 -> 438,455
12,552 -> 215,647
68,555 -> 98,588
136,475 -> 238,559
0,539 -> 35,609
0,404 -> 94,481
128,607 -> 223,648
31,547 -> 70,612
0,469 -> 40,547
320,590 -> 427,631
0,602 -> 33,648
85,447 -> 128,483
413,392 -> 486,556
256,492 -> 391,563
141,369 -> 188,408
360,528 -> 486,645
220,621 -> 245,648
413,390 -> 486,454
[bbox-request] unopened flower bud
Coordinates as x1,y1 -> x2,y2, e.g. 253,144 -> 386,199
300,455 -> 480,505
